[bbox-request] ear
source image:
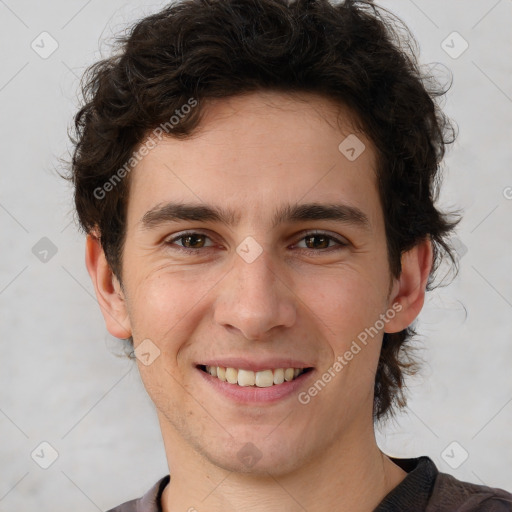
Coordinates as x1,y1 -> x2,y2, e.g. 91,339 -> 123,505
384,236 -> 433,333
85,231 -> 132,339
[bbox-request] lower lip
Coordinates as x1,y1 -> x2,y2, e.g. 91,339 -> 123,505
196,367 -> 315,404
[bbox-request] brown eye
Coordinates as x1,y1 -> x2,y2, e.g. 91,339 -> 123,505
304,234 -> 331,249
181,234 -> 206,248
165,231 -> 214,252
295,231 -> 348,251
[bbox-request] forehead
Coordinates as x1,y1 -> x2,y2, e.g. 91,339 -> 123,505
126,91 -> 381,230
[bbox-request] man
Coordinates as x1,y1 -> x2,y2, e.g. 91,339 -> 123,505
67,0 -> 512,510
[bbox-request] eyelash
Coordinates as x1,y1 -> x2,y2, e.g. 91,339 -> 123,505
164,230 -> 348,255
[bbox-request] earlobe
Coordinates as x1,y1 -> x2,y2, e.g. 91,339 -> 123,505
85,232 -> 132,339
384,236 -> 433,334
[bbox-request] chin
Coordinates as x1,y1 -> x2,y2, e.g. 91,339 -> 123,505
199,428 -> 310,477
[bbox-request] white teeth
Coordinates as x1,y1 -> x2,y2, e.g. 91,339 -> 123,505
217,366 -> 226,382
225,367 -> 238,384
203,365 -> 307,387
237,369 -> 255,387
284,368 -> 295,382
273,368 -> 285,385
255,369 -> 274,388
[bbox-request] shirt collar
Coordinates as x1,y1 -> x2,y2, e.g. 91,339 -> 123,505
138,474 -> 170,512
373,456 -> 438,511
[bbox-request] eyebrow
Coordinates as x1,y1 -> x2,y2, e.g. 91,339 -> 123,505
140,201 -> 371,232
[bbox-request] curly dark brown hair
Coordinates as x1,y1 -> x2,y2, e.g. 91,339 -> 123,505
66,0 -> 462,421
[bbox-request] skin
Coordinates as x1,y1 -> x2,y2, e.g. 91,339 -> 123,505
86,90 -> 432,511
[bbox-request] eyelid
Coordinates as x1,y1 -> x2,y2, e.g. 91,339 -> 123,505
164,230 -> 215,247
164,229 -> 349,252
292,229 -> 349,249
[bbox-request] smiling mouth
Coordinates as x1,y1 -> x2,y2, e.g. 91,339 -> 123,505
197,364 -> 313,387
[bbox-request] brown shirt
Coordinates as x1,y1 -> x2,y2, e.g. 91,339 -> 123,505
106,456 -> 512,512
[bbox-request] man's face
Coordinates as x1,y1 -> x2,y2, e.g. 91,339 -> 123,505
118,91 -> 399,475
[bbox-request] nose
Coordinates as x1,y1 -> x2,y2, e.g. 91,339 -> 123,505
213,245 -> 297,340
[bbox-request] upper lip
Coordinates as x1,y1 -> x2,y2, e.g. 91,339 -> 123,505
196,358 -> 315,372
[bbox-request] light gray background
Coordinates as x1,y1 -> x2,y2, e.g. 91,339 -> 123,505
1,0 -> 511,510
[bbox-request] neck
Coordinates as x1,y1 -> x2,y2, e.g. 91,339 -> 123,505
159,417 -> 406,512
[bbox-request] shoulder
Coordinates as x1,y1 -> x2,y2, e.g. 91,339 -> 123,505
428,471 -> 512,512
377,456 -> 512,512
105,475 -> 170,512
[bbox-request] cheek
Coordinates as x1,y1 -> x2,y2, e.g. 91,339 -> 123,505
124,269 -> 177,340
126,267 -> 214,347
125,271 -> 206,405
299,269 -> 388,397
301,268 -> 389,343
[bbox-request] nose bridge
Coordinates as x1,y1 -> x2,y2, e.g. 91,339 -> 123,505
214,243 -> 296,339
234,244 -> 276,298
